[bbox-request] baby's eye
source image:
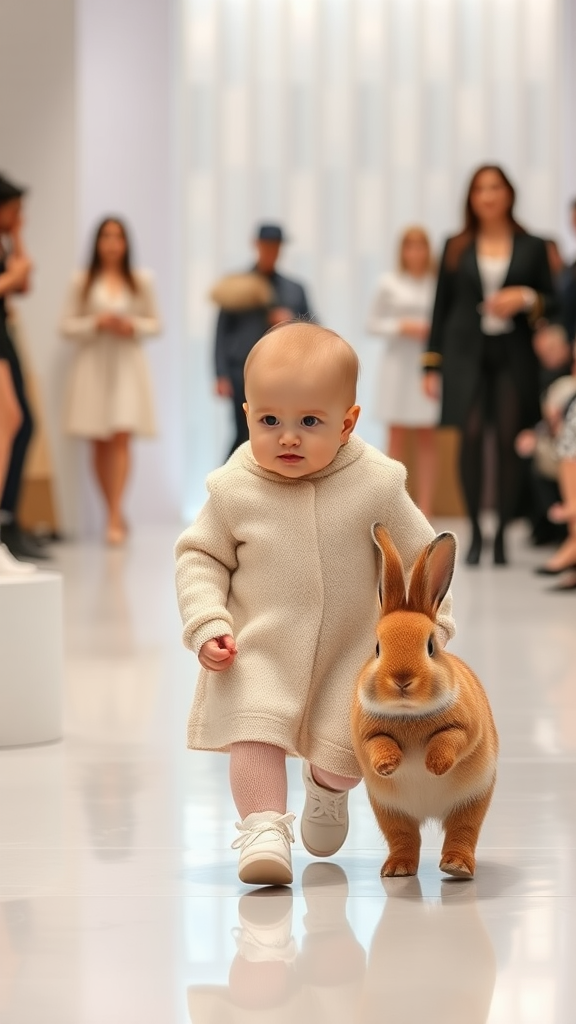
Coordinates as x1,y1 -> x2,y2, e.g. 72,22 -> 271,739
261,415 -> 279,427
302,415 -> 320,427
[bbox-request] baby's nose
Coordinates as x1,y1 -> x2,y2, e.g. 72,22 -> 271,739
280,431 -> 300,446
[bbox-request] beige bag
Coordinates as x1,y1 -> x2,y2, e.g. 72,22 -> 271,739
209,272 -> 274,311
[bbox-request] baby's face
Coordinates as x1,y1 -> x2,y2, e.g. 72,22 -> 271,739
244,368 -> 360,478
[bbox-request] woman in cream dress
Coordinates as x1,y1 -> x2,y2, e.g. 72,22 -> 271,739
61,218 -> 160,544
367,226 -> 439,517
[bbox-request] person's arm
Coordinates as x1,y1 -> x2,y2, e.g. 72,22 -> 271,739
60,274 -> 99,341
528,236 -> 560,327
422,242 -> 452,375
0,257 -> 31,298
381,460 -> 455,646
215,309 -> 233,379
175,489 -> 238,654
128,271 -> 162,339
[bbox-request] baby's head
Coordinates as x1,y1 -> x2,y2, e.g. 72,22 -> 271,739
243,322 -> 361,478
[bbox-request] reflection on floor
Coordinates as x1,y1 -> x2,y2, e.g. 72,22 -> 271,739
0,522 -> 575,1022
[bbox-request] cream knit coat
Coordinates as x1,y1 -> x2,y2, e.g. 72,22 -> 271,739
175,436 -> 456,777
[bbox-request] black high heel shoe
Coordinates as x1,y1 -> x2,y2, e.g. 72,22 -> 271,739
465,526 -> 483,566
493,528 -> 507,566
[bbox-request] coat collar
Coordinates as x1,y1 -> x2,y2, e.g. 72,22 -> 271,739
236,433 -> 366,483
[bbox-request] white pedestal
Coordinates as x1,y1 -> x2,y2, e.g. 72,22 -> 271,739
0,571 -> 63,746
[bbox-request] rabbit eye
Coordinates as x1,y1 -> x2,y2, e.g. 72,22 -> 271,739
427,637 -> 435,657
375,642 -> 380,657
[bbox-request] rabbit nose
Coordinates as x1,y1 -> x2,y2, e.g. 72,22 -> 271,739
394,675 -> 413,693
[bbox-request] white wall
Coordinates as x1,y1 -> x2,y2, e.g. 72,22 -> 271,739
0,0 -> 79,532
181,0 -> 569,518
77,0 -> 183,532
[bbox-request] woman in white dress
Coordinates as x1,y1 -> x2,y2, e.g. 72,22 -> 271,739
61,218 -> 161,544
367,226 -> 439,517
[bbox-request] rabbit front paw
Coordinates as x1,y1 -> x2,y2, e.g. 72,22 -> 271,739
425,749 -> 456,776
375,753 -> 402,776
367,736 -> 403,777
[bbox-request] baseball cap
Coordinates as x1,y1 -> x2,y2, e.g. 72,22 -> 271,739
256,223 -> 287,243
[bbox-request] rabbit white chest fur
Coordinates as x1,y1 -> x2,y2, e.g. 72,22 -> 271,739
371,742 -> 497,824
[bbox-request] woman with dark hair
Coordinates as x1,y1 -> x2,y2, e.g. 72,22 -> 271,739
61,218 -> 161,544
423,165 -> 557,565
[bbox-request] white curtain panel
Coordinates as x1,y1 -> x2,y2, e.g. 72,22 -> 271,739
182,0 -> 561,514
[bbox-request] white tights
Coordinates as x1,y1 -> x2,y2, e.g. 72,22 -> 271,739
230,741 -> 360,819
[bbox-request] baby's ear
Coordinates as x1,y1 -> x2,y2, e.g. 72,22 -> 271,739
340,405 -> 361,443
372,523 -> 407,615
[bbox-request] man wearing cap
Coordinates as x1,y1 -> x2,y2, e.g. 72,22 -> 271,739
214,224 -> 314,457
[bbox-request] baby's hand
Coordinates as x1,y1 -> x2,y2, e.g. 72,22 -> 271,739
199,635 -> 237,672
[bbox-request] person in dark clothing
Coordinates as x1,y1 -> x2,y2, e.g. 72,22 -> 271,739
422,165 -> 559,566
213,224 -> 314,459
0,173 -> 44,565
0,173 -> 45,565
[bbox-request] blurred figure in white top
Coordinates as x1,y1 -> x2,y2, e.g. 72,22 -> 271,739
367,226 -> 439,517
61,218 -> 161,546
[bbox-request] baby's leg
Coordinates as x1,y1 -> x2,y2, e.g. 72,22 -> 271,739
301,766 -> 361,859
230,742 -> 288,817
311,766 -> 361,792
230,744 -> 295,886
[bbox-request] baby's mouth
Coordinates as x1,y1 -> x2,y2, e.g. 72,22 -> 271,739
278,453 -> 304,462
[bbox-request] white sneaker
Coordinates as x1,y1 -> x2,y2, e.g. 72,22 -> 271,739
232,811 -> 296,886
0,544 -> 37,576
233,889 -> 297,963
301,763 -> 349,858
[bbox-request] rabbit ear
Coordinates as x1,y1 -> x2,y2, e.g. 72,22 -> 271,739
407,532 -> 456,618
372,523 -> 407,615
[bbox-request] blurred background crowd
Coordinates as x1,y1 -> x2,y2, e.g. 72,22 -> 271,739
1,0 -> 576,590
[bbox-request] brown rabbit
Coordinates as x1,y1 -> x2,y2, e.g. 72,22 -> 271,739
352,525 -> 498,879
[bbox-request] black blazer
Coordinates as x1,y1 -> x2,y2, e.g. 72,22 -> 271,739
425,233 -> 558,429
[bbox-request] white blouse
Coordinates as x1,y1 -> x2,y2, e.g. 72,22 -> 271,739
477,254 -> 513,335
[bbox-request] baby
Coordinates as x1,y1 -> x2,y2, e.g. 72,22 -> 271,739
175,322 -> 455,886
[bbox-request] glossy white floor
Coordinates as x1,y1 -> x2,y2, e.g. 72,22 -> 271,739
0,520 -> 575,1023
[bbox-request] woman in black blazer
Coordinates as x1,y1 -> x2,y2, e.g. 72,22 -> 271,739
423,165 -> 557,565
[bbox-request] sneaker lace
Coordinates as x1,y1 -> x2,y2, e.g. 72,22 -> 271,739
231,812 -> 296,852
309,788 -> 347,824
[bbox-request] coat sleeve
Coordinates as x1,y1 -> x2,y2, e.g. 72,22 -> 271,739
60,273 -> 98,341
175,490 -> 238,654
130,271 -> 162,339
423,241 -> 453,373
381,460 -> 456,646
366,276 -> 402,337
528,236 -> 560,327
